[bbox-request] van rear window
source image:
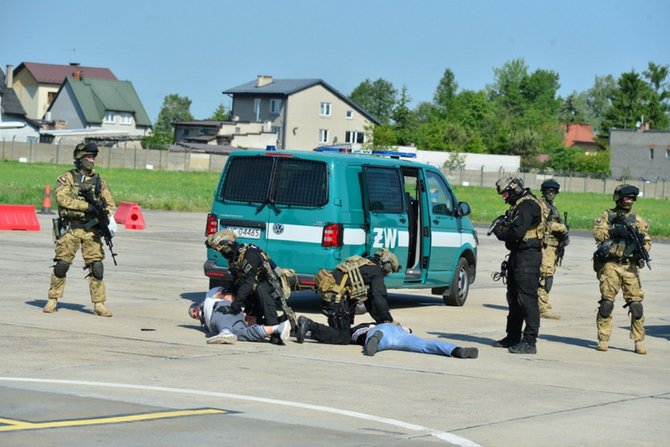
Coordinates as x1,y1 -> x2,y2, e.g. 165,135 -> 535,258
220,156 -> 327,207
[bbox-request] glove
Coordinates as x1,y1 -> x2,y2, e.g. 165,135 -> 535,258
85,203 -> 97,216
230,300 -> 243,315
608,225 -> 629,239
561,234 -> 570,247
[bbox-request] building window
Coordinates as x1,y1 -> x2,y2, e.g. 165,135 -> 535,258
320,102 -> 332,117
649,148 -> 655,160
319,129 -> 329,143
345,131 -> 365,144
47,91 -> 56,107
254,98 -> 261,121
103,111 -> 116,124
270,99 -> 282,115
346,110 -> 353,119
182,129 -> 190,137
119,112 -> 132,125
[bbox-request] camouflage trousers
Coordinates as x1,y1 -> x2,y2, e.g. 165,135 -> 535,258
538,245 -> 559,313
596,261 -> 645,342
48,227 -> 107,303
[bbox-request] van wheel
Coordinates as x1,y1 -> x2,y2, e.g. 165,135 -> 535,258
443,257 -> 470,306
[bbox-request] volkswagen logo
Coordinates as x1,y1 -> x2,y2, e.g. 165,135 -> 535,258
272,223 -> 284,235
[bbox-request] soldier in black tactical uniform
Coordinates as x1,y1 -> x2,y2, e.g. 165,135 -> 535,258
296,249 -> 399,344
490,177 -> 545,354
205,230 -> 295,345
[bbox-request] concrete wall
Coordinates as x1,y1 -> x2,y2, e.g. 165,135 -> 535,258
610,129 -> 670,180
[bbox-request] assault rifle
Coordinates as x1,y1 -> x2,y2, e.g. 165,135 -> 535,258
557,212 -> 569,266
81,190 -> 118,265
623,221 -> 652,270
487,215 -> 508,236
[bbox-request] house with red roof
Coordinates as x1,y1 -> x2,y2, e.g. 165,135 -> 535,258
10,62 -> 117,120
564,123 -> 599,153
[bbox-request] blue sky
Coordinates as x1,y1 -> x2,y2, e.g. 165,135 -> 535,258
3,0 -> 669,122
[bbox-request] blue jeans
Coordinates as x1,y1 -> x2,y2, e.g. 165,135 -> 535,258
367,323 -> 456,356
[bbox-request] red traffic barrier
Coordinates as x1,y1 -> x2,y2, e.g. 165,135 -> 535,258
124,203 -> 145,230
114,201 -> 136,224
0,205 -> 41,231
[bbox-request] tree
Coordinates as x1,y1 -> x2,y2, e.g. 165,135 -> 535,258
350,78 -> 397,124
433,68 -> 458,117
208,103 -> 229,121
487,58 -> 529,116
392,85 -> 417,146
578,75 -> 616,135
154,94 -> 194,135
559,92 -> 585,125
601,70 -> 652,135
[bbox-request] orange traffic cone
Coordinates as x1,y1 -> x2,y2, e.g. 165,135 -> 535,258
39,183 -> 55,215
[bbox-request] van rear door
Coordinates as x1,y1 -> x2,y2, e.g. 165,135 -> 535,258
362,165 -> 409,288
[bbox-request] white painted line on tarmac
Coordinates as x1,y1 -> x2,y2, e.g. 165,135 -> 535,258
0,377 -> 480,447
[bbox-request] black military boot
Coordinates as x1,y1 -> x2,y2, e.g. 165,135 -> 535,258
492,336 -> 520,348
296,316 -> 313,344
508,340 -> 537,354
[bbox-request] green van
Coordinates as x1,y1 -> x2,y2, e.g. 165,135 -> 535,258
204,148 -> 478,306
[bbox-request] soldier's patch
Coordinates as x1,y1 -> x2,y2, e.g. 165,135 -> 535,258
57,175 -> 68,185
595,217 -> 603,224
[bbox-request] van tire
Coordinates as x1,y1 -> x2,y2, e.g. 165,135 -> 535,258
443,257 -> 470,306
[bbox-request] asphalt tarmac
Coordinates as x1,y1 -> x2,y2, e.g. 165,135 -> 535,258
1,210 -> 669,447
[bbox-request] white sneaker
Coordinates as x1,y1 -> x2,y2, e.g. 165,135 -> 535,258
207,330 -> 237,344
276,321 -> 291,343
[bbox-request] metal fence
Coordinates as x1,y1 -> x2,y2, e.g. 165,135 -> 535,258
3,140 -> 668,199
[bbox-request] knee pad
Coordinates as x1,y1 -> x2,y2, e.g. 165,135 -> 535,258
89,261 -> 104,280
598,299 -> 614,318
53,260 -> 70,278
543,276 -> 554,293
627,301 -> 643,320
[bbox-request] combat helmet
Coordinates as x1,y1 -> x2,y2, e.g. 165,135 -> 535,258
540,179 -> 560,201
612,184 -> 639,210
495,176 -> 525,204
73,142 -> 99,160
374,248 -> 400,275
206,229 -> 238,258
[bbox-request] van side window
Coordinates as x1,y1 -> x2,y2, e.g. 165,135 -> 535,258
221,156 -> 273,202
365,167 -> 403,213
275,159 -> 327,206
426,171 -> 454,215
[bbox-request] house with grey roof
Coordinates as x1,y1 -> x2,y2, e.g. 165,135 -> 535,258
43,76 -> 152,147
609,127 -> 670,180
223,75 -> 380,150
0,66 -> 39,142
11,62 -> 117,120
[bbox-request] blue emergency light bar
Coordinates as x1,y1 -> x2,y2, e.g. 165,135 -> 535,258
314,146 -> 416,158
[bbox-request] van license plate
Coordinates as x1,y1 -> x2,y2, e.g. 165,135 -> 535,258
225,226 -> 261,239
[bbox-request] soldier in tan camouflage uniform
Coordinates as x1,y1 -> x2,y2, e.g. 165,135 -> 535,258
592,184 -> 652,354
44,143 -> 115,317
538,179 -> 569,320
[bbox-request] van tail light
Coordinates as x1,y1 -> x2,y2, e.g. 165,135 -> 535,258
322,223 -> 343,247
205,213 -> 219,235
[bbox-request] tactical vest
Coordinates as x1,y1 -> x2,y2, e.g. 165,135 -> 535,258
316,256 -> 374,303
58,169 -> 102,221
230,244 -> 284,296
514,193 -> 546,241
542,200 -> 561,246
606,210 -> 638,259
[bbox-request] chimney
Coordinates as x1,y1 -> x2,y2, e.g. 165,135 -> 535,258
5,64 -> 13,88
256,75 -> 273,87
71,62 -> 81,80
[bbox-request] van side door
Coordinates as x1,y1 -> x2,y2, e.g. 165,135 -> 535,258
362,165 -> 409,288
423,169 -> 460,284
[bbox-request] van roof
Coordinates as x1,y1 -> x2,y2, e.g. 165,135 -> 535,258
230,149 -> 432,168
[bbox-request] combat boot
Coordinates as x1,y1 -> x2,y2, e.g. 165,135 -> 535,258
43,299 -> 58,313
508,340 -> 537,354
492,336 -> 520,348
595,341 -> 608,352
296,316 -> 312,344
93,302 -> 113,317
634,341 -> 647,355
